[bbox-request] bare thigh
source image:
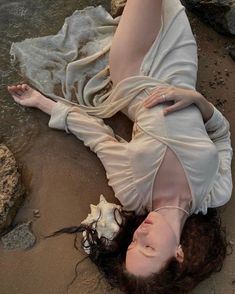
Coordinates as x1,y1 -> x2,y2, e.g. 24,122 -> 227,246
109,0 -> 162,86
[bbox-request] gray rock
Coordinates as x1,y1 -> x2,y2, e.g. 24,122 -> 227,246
111,0 -> 127,18
1,222 -> 36,250
182,0 -> 235,35
228,44 -> 235,60
0,144 -> 25,232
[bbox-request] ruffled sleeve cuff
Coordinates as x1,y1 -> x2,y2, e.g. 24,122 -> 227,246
48,102 -> 71,133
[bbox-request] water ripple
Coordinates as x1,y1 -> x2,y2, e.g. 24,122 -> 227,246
0,0 -> 109,154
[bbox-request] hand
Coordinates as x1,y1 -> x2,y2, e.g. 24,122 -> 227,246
7,84 -> 42,108
144,86 -> 201,115
7,83 -> 56,115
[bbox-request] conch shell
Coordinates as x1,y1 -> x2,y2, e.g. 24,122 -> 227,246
81,195 -> 122,254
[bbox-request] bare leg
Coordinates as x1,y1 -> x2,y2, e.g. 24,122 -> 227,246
109,0 -> 162,86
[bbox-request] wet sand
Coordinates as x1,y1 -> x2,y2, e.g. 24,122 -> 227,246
0,5 -> 235,294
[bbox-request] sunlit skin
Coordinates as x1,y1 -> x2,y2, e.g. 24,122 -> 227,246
125,211 -> 185,276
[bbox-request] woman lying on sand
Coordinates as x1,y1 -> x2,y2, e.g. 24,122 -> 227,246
8,0 -> 233,293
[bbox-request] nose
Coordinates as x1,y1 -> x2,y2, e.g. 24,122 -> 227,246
136,225 -> 148,236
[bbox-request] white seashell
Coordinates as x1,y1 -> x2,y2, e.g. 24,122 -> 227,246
81,194 -> 122,254
90,204 -> 100,218
82,231 -> 91,254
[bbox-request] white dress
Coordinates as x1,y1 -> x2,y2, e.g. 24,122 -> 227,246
48,85 -> 233,215
10,1 -> 233,215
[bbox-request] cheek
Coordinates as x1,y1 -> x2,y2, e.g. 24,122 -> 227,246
150,226 -> 175,246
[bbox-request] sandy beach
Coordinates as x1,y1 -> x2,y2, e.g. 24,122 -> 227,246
0,2 -> 234,293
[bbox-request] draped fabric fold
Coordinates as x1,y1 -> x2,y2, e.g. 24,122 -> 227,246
10,2 -> 197,119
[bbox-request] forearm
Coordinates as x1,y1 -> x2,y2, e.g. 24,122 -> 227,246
48,102 -> 118,152
193,93 -> 214,123
36,96 -> 57,115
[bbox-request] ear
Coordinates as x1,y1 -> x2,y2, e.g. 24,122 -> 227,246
175,244 -> 184,263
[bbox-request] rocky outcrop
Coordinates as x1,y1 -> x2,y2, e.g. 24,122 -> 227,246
0,144 -> 25,232
111,0 -> 127,18
182,0 -> 235,35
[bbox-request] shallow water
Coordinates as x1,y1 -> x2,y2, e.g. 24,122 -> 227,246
0,0 -> 109,153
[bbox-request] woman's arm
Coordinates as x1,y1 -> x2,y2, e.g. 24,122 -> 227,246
203,106 -> 233,207
192,94 -> 214,123
7,84 -> 56,115
8,84 -> 119,152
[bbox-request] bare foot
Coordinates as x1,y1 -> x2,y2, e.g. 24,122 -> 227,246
7,84 -> 56,115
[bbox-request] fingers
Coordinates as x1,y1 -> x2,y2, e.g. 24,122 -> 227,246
144,86 -> 175,108
7,83 -> 30,106
144,95 -> 165,108
144,91 -> 170,108
144,85 -> 195,114
8,84 -> 28,94
164,102 -> 183,115
21,84 -> 28,91
16,85 -> 24,95
8,84 -> 29,98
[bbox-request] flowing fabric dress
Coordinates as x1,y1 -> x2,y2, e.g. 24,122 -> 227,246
10,0 -> 233,214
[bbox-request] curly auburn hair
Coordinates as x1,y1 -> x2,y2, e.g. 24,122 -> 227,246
48,208 -> 231,294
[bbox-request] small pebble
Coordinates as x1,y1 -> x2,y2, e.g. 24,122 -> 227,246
33,209 -> 40,218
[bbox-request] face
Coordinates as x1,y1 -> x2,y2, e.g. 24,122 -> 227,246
125,211 -> 181,276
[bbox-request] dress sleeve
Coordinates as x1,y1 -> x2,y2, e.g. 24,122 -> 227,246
204,106 -> 233,208
48,102 -> 137,208
48,101 -> 118,152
